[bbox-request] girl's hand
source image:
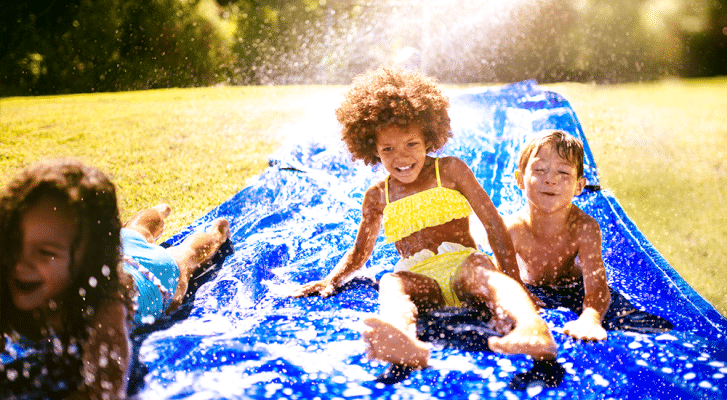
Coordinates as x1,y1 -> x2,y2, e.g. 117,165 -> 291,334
289,279 -> 337,298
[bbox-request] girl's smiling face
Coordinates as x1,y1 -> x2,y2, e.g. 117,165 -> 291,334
9,195 -> 77,312
375,124 -> 428,184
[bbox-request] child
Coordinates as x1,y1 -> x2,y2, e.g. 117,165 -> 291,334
121,203 -> 230,325
0,158 -> 230,398
507,130 -> 671,342
291,67 -> 556,375
0,158 -> 131,399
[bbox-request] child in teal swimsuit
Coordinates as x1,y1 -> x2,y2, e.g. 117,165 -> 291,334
0,158 -> 230,398
291,67 -> 556,377
121,203 -> 230,325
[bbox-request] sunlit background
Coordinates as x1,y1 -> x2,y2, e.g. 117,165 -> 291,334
1,0 -> 726,94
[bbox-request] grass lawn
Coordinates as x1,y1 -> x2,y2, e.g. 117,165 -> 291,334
547,79 -> 727,317
1,79 -> 725,317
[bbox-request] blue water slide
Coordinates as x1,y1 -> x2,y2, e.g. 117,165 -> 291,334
6,81 -> 724,399
131,80 -> 726,399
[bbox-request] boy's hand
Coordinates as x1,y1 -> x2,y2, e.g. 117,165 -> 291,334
563,308 -> 607,341
288,279 -> 337,298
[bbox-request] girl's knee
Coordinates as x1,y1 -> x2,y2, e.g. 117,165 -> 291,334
452,253 -> 499,301
455,253 -> 496,282
380,271 -> 444,309
465,252 -> 497,271
379,272 -> 404,291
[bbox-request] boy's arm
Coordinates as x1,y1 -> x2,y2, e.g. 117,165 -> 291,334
447,158 -> 522,284
564,216 -> 611,341
290,185 -> 383,298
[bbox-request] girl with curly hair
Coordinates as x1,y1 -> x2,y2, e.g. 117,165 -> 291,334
1,158 -> 230,398
0,158 -> 131,399
292,67 -> 556,380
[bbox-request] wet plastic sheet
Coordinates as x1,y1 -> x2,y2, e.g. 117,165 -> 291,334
133,81 -> 727,399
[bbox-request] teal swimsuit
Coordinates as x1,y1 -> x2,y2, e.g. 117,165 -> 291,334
121,228 -> 179,324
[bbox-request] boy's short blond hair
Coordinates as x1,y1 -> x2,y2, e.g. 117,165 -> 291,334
518,130 -> 585,178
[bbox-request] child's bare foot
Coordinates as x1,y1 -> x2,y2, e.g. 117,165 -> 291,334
210,218 -> 231,243
362,317 -> 429,368
153,203 -> 172,219
488,318 -> 557,360
125,203 -> 172,243
198,218 -> 231,267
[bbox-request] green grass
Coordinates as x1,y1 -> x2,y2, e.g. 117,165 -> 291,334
1,80 -> 725,317
546,79 -> 727,317
0,85 -> 344,234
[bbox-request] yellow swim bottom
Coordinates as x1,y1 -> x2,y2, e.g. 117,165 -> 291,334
393,242 -> 477,307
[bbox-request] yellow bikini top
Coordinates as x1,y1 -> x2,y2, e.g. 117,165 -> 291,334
382,158 -> 472,243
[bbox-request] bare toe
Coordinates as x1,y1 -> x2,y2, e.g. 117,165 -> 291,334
212,218 -> 230,240
488,323 -> 557,360
361,317 -> 429,368
154,203 -> 172,219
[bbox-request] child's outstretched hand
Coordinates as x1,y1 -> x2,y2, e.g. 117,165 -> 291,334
563,308 -> 607,341
288,279 -> 337,298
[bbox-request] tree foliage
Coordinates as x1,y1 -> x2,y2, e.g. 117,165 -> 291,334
0,0 -> 235,94
0,0 -> 725,95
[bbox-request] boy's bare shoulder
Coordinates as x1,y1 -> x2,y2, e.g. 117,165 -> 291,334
503,209 -> 528,231
570,206 -> 601,236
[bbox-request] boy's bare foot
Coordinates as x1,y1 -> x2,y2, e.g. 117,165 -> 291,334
362,317 -> 429,368
488,318 -> 557,360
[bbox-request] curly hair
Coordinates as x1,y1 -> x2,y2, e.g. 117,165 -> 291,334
0,159 -> 126,348
335,67 -> 452,165
518,130 -> 585,178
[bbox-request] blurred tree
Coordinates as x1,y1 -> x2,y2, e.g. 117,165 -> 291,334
0,0 -> 82,94
683,0 -> 727,76
0,0 -> 235,95
227,0 -> 367,84
110,0 -> 235,90
1,0 -> 724,94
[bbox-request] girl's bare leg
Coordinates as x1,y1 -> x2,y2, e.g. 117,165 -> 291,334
166,218 -> 230,312
362,271 -> 442,368
123,203 -> 172,243
452,253 -> 557,360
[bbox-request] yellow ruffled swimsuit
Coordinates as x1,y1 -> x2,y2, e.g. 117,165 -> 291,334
382,158 -> 476,306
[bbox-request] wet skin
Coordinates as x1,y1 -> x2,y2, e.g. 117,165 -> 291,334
293,124 -> 557,366
510,143 -> 611,341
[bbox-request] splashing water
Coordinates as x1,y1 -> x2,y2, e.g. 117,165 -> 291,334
125,82 -> 727,399
248,0 -> 556,84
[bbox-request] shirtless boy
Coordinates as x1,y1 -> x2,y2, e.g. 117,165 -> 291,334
507,130 -> 611,341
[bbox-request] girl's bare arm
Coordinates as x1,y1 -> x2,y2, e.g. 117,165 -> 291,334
290,185 -> 384,297
77,299 -> 131,400
444,157 -> 522,283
